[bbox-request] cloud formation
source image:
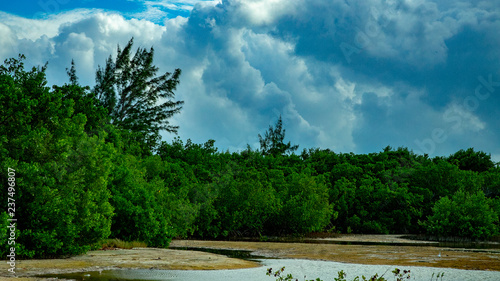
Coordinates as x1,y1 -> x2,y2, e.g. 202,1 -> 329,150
1,0 -> 499,160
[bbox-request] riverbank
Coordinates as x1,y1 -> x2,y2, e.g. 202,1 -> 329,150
0,247 -> 260,280
170,235 -> 500,271
1,235 -> 499,280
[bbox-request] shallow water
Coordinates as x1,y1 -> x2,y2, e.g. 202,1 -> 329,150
305,239 -> 500,250
168,246 -> 269,261
229,236 -> 500,250
38,258 -> 500,281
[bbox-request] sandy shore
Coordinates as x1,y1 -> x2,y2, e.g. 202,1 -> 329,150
0,247 -> 260,280
1,235 -> 499,280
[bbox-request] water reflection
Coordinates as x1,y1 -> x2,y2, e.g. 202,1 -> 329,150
222,236 -> 500,250
39,270 -> 167,281
168,246 -> 269,261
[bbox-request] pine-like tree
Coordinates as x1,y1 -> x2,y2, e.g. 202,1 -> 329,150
94,38 -> 183,149
258,115 -> 298,156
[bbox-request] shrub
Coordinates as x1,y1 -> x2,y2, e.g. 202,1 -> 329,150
276,172 -> 334,234
108,154 -> 174,247
422,189 -> 499,240
95,239 -> 147,249
266,267 -> 417,281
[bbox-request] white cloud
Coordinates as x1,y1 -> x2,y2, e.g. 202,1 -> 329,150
147,0 -> 219,9
56,32 -> 95,75
1,0 -> 499,158
335,78 -> 356,101
235,0 -> 298,26
0,23 -> 17,60
43,12 -> 167,86
442,102 -> 487,134
0,10 -> 94,40
132,0 -> 220,22
145,0 -> 219,11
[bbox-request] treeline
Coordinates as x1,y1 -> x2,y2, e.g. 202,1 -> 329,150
155,140 -> 500,240
1,50 -> 499,259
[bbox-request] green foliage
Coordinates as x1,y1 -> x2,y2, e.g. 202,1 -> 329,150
327,149 -> 425,234
267,267 -> 300,281
0,212 -> 10,257
53,65 -> 109,136
266,267 -> 416,281
407,159 -> 484,223
430,272 -> 446,281
95,238 -> 147,249
94,37 -> 183,150
422,189 -> 499,240
259,115 -> 299,156
108,154 -> 173,247
447,148 -> 494,172
12,120 -> 115,258
276,171 -> 333,234
482,167 -> 500,198
0,56 -> 114,258
2,52 -> 500,258
215,167 -> 281,236
107,151 -> 199,246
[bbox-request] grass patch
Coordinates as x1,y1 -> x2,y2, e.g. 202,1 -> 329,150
95,239 -> 147,250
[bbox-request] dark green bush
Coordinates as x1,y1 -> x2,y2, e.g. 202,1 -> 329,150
108,154 -> 172,247
0,57 -> 114,257
422,189 -> 499,240
276,172 -> 333,234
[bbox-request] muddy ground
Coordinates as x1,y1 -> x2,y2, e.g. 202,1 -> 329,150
1,235 -> 499,281
170,235 -> 500,271
0,247 -> 260,280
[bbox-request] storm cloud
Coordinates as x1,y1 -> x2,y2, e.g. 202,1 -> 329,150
1,0 -> 499,160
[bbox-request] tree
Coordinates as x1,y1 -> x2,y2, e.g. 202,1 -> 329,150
0,56 -> 114,257
108,154 -> 175,247
66,59 -> 79,86
276,171 -> 333,234
94,38 -> 183,150
447,148 -> 495,172
422,189 -> 499,240
51,60 -> 109,136
258,115 -> 298,156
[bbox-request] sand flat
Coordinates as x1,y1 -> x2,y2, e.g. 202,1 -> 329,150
1,235 -> 499,281
170,237 -> 500,271
0,247 -> 259,280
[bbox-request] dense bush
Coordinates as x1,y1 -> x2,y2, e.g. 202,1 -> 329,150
108,154 -> 172,247
214,167 -> 280,237
332,177 -> 423,234
276,171 -> 333,234
0,56 -> 114,257
422,189 -> 499,240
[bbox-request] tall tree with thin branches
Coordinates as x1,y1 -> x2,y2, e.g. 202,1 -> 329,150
258,115 -> 299,156
94,38 -> 183,150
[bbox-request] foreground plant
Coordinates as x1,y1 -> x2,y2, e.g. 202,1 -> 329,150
266,267 -> 442,281
430,272 -> 445,281
267,267 -> 300,281
95,238 -> 147,250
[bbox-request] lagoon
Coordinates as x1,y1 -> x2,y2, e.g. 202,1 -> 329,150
39,258 -> 500,281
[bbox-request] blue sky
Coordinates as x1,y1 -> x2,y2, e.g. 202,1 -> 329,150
1,0 -> 500,161
2,0 -> 142,18
1,0 -> 199,21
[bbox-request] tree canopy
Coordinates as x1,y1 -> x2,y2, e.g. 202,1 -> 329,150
94,38 -> 183,150
258,115 -> 299,156
1,52 -> 499,259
